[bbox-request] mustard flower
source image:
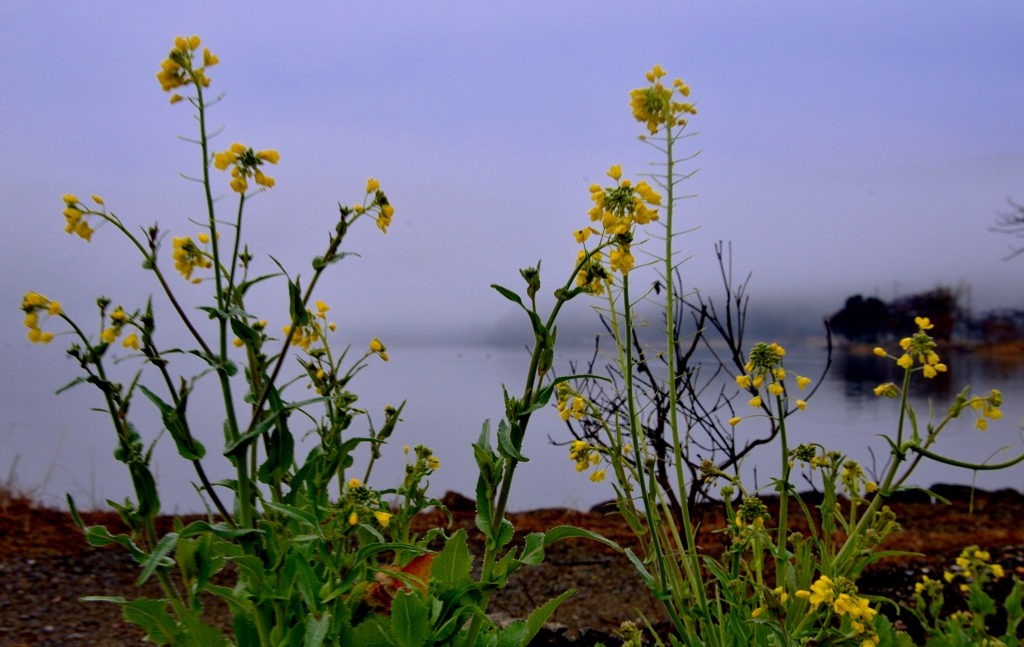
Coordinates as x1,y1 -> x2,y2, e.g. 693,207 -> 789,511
47,301 -> 61,316
366,177 -> 381,193
122,333 -> 139,351
427,456 -> 440,470
796,400 -> 806,411
171,236 -> 211,281
348,478 -> 361,488
768,383 -> 784,396
101,327 -> 118,344
748,396 -> 762,408
606,164 -> 622,181
897,354 -> 913,369
233,338 -> 244,348
257,150 -> 279,164
728,417 -> 741,426
348,512 -> 359,526
796,375 -> 812,390
374,511 -> 392,526
589,469 -> 606,483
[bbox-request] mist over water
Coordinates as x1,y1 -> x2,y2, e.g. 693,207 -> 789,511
4,337 -> 1023,515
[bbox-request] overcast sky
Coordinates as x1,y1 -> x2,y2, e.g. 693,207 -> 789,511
2,1 -> 1024,508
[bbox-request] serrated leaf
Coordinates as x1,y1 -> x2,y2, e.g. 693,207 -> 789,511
432,529 -> 473,592
391,590 -> 429,647
122,598 -> 181,645
497,419 -> 528,462
177,520 -> 261,540
136,532 -> 179,586
304,611 -> 331,647
522,589 -> 575,646
496,519 -> 515,550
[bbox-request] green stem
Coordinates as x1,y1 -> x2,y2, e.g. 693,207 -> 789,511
775,391 -> 791,591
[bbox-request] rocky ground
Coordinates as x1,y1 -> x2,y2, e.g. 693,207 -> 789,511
3,486 -> 1024,646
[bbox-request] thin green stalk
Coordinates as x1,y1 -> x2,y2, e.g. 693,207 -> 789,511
661,125 -> 716,644
775,391 -> 791,591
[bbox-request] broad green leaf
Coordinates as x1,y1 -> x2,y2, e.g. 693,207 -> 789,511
518,532 -> 546,566
496,519 -> 515,550
230,318 -> 260,345
122,598 -> 181,645
263,501 -> 323,538
496,622 -> 527,647
290,551 -> 322,613
304,611 -> 331,647
497,419 -> 528,462
432,529 -> 473,592
522,589 -> 575,646
391,590 -> 429,647
178,520 -> 261,540
228,555 -> 266,590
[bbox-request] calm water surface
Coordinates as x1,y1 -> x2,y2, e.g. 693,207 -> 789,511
4,344 -> 1023,513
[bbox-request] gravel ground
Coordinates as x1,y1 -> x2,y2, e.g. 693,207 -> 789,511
3,487 -> 1024,646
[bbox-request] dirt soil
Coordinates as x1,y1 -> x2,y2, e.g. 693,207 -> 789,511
3,486 -> 1024,646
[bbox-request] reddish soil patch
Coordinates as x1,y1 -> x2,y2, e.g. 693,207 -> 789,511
2,487 -> 1023,646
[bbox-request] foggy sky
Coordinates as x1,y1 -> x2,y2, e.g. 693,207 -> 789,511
3,1 -> 1024,508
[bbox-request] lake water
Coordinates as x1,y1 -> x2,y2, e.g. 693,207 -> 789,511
3,343 -> 1024,513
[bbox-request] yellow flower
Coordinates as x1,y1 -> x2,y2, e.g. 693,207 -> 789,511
76,221 -> 94,242
230,177 -> 248,193
101,327 -> 118,344
374,511 -> 392,526
233,338 -> 244,348
915,316 -> 934,330
897,354 -> 913,369
27,327 -> 42,343
899,337 -> 912,350
230,142 -> 246,154
751,606 -> 764,618
39,332 -> 54,345
796,400 -> 806,411
122,333 -> 139,351
254,170 -> 275,188
366,178 -> 380,193
922,365 -> 937,378
202,47 -> 219,67
62,194 -> 79,205
47,302 -> 62,316
24,311 -> 38,329
729,417 -> 741,426
796,375 -> 811,390
749,396 -> 762,408
403,445 -> 409,454
944,571 -> 954,583
427,456 -> 440,470
257,150 -> 280,164
589,469 -> 606,483
316,300 -> 330,315
606,164 -> 622,181
735,374 -> 751,389
976,418 -> 988,431
873,347 -> 887,357
864,481 -> 878,493
991,564 -> 1005,579
768,384 -> 784,396
574,228 -> 593,243
753,375 -> 764,389
370,337 -> 383,352
198,233 -> 210,244
349,512 -> 359,526
623,444 -> 632,454
348,478 -> 361,488
169,94 -> 184,104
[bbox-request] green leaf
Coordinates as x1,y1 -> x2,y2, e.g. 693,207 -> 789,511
432,529 -> 473,592
230,318 -> 260,345
497,419 -> 528,462
179,615 -> 230,647
263,501 -> 323,538
227,555 -> 266,591
237,272 -> 283,296
518,533 -> 546,566
520,374 -> 610,415
496,519 -> 515,550
138,385 -> 205,461
391,590 -> 430,647
352,543 -> 428,566
288,279 -> 310,328
136,532 -> 179,586
542,525 -> 621,552
178,520 -> 261,540
497,622 -> 527,647
522,589 -> 575,646
490,284 -> 525,308
304,611 -> 331,647
205,584 -> 253,616
122,598 -> 181,645
625,548 -> 656,589
968,587 -> 997,616
290,551 -> 322,613
81,524 -> 148,563
55,376 -> 87,395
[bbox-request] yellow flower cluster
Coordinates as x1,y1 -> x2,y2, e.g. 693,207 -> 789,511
575,250 -> 609,296
100,306 -> 131,346
61,194 -> 102,242
969,389 -> 1003,431
354,178 -> 396,234
21,293 -> 59,345
156,35 -> 219,104
938,545 -> 1004,596
730,343 -> 810,424
795,576 -> 879,646
171,236 -> 211,282
369,336 -> 389,362
874,317 -> 948,378
213,143 -> 279,193
840,460 -> 877,499
568,439 -> 605,483
629,65 -> 696,135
